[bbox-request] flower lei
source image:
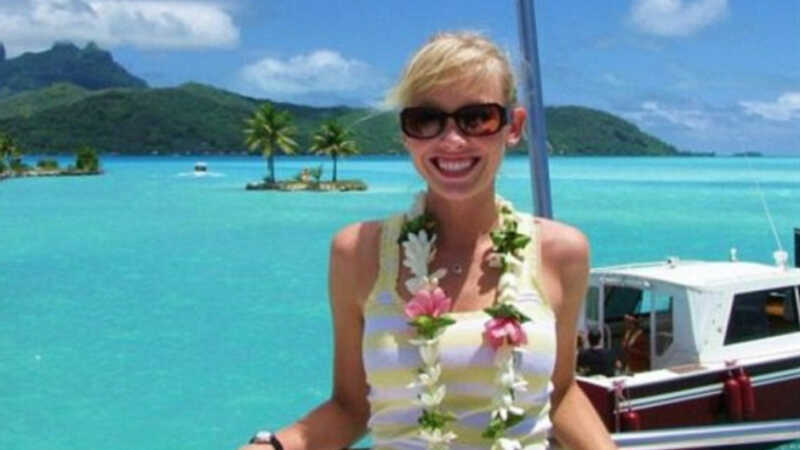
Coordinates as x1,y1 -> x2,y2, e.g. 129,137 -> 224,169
400,192 -> 533,450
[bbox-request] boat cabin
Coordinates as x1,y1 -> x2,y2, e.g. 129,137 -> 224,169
579,258 -> 800,374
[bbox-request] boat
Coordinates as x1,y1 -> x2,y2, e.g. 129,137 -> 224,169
194,161 -> 208,175
512,2 -> 800,448
575,244 -> 800,448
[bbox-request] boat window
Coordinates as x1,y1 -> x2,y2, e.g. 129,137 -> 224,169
637,294 -> 671,314
585,286 -> 599,322
603,286 -> 643,320
724,285 -> 800,345
654,295 -> 673,356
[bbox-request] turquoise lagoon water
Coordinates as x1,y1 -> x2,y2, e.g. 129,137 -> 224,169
1,155 -> 799,450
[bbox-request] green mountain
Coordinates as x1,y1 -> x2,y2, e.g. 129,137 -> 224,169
0,83 -> 677,155
544,106 -> 678,155
0,41 -> 147,98
0,42 -> 678,156
0,82 -> 92,119
0,82 -> 400,154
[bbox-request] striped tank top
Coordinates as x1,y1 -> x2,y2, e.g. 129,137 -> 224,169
362,213 -> 557,450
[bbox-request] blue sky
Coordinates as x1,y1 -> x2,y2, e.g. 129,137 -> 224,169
1,0 -> 798,155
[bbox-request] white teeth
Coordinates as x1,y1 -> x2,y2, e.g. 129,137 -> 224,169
438,159 -> 472,172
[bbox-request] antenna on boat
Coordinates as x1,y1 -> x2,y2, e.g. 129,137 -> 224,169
736,138 -> 788,268
516,0 -> 553,218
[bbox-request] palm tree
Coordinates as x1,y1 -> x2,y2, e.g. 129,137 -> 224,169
244,102 -> 298,183
311,120 -> 360,182
0,132 -> 21,174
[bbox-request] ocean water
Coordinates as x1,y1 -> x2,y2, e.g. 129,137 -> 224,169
1,155 -> 798,450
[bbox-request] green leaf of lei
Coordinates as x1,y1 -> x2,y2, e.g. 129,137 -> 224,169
398,213 -> 436,244
409,315 -> 456,339
481,412 -> 526,439
418,409 -> 457,430
483,303 -> 532,323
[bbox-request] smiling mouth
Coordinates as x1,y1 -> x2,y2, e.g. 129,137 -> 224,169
432,157 -> 480,177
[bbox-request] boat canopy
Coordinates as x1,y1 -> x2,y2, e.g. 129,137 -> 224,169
582,260 -> 800,371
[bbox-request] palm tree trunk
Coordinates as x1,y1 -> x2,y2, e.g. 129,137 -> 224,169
332,152 -> 338,182
267,153 -> 275,183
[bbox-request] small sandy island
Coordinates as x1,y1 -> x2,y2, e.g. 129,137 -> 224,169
246,179 -> 367,192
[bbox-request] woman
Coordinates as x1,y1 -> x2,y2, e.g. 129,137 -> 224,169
241,31 -> 615,450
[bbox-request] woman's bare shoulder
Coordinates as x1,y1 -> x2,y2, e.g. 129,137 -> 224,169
533,218 -> 590,314
534,217 -> 589,267
330,220 -> 384,307
331,220 -> 383,261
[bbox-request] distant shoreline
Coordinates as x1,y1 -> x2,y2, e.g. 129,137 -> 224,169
0,168 -> 102,181
14,152 -> 795,158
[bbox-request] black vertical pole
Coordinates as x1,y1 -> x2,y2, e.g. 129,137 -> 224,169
794,228 -> 799,267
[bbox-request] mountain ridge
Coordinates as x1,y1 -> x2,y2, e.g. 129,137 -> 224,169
0,42 -> 679,156
0,41 -> 147,97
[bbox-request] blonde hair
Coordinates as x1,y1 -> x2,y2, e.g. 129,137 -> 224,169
387,31 -> 516,108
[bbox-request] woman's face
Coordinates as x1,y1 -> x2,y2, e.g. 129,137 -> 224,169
402,73 -> 525,201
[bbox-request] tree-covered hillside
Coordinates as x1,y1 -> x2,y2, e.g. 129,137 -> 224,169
544,106 -> 678,156
0,42 -> 679,156
0,41 -> 147,98
0,82 -> 400,154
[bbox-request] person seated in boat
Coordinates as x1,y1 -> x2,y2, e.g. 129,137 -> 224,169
621,314 -> 649,373
578,327 -> 617,377
240,31 -> 616,450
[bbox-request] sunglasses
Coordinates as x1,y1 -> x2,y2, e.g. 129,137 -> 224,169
400,103 -> 509,139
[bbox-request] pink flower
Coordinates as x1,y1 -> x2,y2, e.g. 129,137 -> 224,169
483,317 -> 528,350
404,287 -> 452,319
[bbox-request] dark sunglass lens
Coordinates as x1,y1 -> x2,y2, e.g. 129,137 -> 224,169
455,105 -> 503,136
402,108 -> 444,138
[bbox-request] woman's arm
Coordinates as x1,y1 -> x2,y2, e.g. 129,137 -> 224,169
540,221 -> 617,450
240,222 -> 378,450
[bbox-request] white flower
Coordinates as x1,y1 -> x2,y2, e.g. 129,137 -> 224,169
403,230 -> 435,279
409,336 -> 440,347
494,345 -> 514,367
419,427 -> 457,449
488,252 -> 504,268
408,363 -> 442,388
497,367 -> 528,393
419,344 -> 439,366
498,272 -> 518,291
492,392 -> 525,421
405,270 -> 448,294
493,348 -> 528,394
504,253 -> 524,273
405,276 -> 428,294
417,384 -> 446,408
491,438 -> 523,450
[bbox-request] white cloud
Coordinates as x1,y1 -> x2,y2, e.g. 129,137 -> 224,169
630,0 -> 728,37
0,0 -> 239,56
240,50 -> 383,98
627,101 -> 711,130
739,92 -> 800,121
602,73 -> 625,87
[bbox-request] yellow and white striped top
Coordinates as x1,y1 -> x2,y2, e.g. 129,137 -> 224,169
363,213 -> 556,450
